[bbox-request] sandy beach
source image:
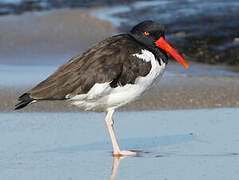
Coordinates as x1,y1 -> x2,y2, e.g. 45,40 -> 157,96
0,8 -> 116,65
1,8 -> 239,112
2,74 -> 239,112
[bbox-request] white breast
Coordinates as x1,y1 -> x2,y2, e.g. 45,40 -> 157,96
69,49 -> 166,111
133,49 -> 165,87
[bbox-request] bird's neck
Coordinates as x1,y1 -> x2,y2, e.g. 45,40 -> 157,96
146,46 -> 168,65
128,33 -> 168,65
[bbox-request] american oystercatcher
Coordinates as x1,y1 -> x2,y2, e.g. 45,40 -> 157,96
15,20 -> 188,156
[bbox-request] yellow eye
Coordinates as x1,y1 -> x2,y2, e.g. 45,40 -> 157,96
144,31 -> 150,36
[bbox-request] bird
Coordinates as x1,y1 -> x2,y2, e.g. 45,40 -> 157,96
15,20 -> 188,156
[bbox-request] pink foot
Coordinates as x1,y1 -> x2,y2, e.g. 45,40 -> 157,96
113,150 -> 137,157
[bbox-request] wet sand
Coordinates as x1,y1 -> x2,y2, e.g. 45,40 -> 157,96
1,8 -> 239,112
1,109 -> 239,179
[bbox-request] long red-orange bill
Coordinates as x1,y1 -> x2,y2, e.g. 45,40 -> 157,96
155,37 -> 188,68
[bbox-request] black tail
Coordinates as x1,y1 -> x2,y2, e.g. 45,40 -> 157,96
15,93 -> 34,110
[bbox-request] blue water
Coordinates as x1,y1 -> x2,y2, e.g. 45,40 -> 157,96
0,0 -> 21,3
1,63 -> 238,88
1,108 -> 239,179
92,0 -> 239,27
0,64 -> 57,88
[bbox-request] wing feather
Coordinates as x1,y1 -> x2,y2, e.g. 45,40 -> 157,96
27,35 -> 151,100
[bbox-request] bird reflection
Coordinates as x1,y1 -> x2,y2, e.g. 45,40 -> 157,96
110,156 -> 126,180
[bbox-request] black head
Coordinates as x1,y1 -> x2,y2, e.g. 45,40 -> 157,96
130,20 -> 166,48
129,20 -> 188,68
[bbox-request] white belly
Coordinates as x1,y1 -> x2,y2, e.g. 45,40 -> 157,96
69,49 -> 166,111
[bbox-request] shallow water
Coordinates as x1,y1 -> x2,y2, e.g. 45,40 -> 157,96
92,0 -> 239,27
1,63 -> 238,88
0,0 -> 21,3
1,108 -> 239,179
0,64 -> 57,88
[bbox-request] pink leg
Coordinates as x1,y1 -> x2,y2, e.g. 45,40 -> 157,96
105,110 -> 137,156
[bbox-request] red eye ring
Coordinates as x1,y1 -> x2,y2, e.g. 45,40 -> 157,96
144,31 -> 150,36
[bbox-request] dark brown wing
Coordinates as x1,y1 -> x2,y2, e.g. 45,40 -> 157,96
17,34 -> 151,103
